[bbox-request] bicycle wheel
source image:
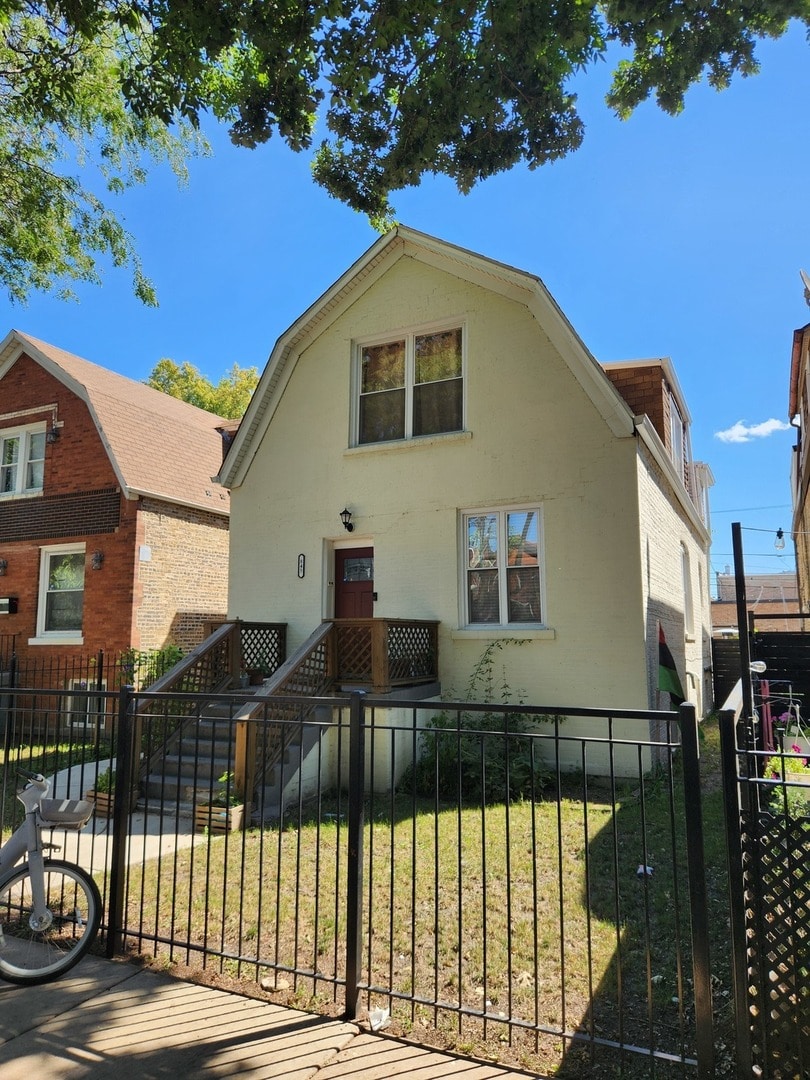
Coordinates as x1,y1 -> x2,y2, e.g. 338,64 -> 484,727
0,859 -> 102,984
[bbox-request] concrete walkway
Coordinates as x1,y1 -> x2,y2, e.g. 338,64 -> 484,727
0,956 -> 546,1079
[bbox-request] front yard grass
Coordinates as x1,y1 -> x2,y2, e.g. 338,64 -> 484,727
123,717 -> 735,1077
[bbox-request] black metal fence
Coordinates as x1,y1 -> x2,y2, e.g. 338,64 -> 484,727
0,646 -> 184,696
0,688 -> 714,1077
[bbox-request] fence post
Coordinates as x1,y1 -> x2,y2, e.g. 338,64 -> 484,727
679,702 -> 715,1079
106,684 -> 135,958
344,690 -> 366,1019
718,708 -> 755,1078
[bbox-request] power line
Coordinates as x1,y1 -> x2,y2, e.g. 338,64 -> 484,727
712,504 -> 791,514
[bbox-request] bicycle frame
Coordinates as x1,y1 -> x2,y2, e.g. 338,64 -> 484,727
0,778 -> 52,919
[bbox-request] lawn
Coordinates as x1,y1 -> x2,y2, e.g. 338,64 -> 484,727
121,717 -> 737,1077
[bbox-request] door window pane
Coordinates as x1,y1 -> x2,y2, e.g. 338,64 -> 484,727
343,557 -> 373,582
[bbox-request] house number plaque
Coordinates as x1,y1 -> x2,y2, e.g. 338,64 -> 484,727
297,554 -> 305,578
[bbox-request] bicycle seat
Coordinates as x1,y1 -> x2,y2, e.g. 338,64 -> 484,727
37,798 -> 95,830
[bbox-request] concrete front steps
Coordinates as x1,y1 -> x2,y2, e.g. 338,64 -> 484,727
141,701 -> 240,817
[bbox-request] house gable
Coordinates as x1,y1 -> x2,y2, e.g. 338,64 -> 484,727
219,226 -> 636,490
0,331 -> 230,518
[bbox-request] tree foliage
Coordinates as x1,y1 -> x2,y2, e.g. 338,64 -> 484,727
0,2 -> 208,304
146,358 -> 259,418
1,1 -> 806,301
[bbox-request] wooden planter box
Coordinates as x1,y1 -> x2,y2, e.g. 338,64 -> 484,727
86,790 -> 114,818
85,788 -> 138,817
194,803 -> 245,834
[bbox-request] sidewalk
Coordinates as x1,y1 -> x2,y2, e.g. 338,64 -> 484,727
0,956 -> 546,1079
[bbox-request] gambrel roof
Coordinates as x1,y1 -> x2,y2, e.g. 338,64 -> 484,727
217,225 -> 637,490
0,330 -> 229,516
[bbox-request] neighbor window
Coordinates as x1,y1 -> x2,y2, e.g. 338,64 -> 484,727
464,508 -> 543,625
0,424 -> 45,497
35,545 -> 85,640
356,326 -> 463,444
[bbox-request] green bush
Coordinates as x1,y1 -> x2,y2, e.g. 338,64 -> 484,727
402,640 -> 557,805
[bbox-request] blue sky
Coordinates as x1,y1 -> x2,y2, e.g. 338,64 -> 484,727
2,22 -> 807,591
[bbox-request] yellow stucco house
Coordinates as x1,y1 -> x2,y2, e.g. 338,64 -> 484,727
218,227 -> 712,728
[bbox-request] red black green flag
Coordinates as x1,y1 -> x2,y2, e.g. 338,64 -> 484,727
658,623 -> 685,708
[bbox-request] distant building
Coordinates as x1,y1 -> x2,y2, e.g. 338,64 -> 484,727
711,572 -> 800,635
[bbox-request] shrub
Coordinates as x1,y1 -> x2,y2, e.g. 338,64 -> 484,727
402,640 -> 557,805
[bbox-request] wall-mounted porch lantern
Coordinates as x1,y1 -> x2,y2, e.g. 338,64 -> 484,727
91,551 -> 104,570
0,558 -> 6,576
46,420 -> 60,443
340,508 -> 354,533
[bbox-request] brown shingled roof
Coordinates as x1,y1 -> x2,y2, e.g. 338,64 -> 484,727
0,330 -> 229,516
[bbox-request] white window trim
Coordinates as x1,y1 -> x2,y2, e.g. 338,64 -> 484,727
351,318 -> 466,447
460,505 -> 546,629
29,543 -> 86,645
681,543 -> 695,640
0,421 -> 46,499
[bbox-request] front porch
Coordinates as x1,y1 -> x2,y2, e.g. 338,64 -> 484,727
134,616 -> 440,816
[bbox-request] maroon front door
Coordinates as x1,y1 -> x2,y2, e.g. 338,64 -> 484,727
335,547 -> 374,618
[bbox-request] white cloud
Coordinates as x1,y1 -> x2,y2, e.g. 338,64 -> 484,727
714,418 -> 792,444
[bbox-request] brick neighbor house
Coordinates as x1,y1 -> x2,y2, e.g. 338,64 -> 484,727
0,330 -> 230,673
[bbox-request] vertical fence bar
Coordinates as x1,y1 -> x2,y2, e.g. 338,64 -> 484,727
679,702 -> 714,1079
106,684 -> 134,958
718,708 -> 754,1079
344,690 -> 366,1019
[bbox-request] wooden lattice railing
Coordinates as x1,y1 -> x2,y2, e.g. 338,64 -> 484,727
330,618 -> 439,692
246,619 -> 439,807
137,620 -> 287,786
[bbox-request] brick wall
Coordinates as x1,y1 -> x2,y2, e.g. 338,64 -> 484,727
0,355 -> 137,663
136,497 -> 228,652
605,364 -> 668,450
0,352 -> 229,664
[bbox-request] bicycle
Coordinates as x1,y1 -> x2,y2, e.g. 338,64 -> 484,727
0,770 -> 101,984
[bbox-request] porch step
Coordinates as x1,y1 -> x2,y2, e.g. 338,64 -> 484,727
142,706 -> 240,807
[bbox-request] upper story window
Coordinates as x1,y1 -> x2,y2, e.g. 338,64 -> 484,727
356,326 -> 463,445
464,507 -> 543,626
1,424 -> 45,497
669,394 -> 687,485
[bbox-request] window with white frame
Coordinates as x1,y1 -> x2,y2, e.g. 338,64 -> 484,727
0,424 -> 45,497
36,545 -> 85,639
356,326 -> 463,444
669,395 -> 687,484
681,544 -> 694,637
464,508 -> 543,625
